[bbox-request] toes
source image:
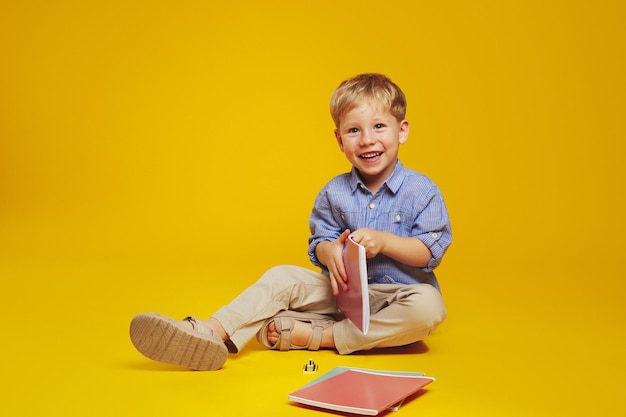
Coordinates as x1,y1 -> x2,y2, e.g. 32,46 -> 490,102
266,321 -> 279,343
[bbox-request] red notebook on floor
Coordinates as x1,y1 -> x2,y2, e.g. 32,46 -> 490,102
338,235 -> 370,334
288,367 -> 435,415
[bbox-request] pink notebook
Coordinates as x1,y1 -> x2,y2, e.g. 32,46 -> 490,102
288,368 -> 435,415
338,235 -> 370,334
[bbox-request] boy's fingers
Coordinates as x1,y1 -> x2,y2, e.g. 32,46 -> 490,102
330,262 -> 348,293
330,270 -> 346,295
337,260 -> 348,284
329,276 -> 339,296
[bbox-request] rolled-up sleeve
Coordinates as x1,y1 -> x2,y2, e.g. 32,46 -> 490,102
308,189 -> 339,269
413,187 -> 452,271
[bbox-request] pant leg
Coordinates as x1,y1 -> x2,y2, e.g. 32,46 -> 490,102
211,265 -> 338,352
333,283 -> 447,354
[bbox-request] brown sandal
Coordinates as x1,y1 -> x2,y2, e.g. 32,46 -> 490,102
130,313 -> 228,371
257,311 -> 335,351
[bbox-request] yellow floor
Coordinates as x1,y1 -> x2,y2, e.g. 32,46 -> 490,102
2,253 -> 623,417
2,1 -> 625,416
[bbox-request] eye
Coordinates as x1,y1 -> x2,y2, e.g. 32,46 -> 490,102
348,127 -> 360,134
374,123 -> 385,129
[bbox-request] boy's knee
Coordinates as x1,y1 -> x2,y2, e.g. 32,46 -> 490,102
257,265 -> 317,288
259,265 -> 293,282
410,284 -> 447,328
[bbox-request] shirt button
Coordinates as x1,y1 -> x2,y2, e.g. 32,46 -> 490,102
432,232 -> 438,238
369,203 -> 375,209
395,214 -> 401,221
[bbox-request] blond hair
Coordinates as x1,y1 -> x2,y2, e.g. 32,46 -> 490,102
329,73 -> 407,128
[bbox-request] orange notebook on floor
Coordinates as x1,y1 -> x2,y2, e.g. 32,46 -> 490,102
288,367 -> 435,415
338,235 -> 370,334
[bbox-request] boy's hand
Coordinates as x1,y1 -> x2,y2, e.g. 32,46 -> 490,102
349,228 -> 385,259
315,229 -> 351,296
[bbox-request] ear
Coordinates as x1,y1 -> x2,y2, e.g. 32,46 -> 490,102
398,120 -> 409,144
334,129 -> 344,151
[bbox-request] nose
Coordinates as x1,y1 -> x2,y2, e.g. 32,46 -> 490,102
360,130 -> 375,146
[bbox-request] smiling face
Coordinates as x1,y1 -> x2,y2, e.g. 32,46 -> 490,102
335,101 -> 409,193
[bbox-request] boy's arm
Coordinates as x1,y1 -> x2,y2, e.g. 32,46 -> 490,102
349,228 -> 432,268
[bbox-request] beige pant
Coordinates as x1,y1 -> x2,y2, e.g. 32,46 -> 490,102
212,265 -> 447,355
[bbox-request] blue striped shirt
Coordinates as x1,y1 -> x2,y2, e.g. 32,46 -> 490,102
308,160 -> 451,290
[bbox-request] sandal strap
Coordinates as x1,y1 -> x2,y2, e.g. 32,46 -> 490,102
275,314 -> 333,351
183,316 -> 214,336
307,321 -> 325,350
258,311 -> 335,351
279,319 -> 293,351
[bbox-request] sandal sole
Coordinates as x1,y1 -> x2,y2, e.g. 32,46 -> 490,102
130,313 -> 227,371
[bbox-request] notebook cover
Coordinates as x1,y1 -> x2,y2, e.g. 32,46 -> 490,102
288,369 -> 434,415
338,235 -> 370,334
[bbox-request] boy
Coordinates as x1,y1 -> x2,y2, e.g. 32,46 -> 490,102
130,73 -> 451,371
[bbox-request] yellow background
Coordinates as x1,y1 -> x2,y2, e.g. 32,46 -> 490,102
1,1 -> 624,416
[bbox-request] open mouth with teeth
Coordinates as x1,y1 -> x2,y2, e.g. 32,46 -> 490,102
360,152 -> 382,160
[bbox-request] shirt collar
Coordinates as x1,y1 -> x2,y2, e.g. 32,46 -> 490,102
349,160 -> 406,194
